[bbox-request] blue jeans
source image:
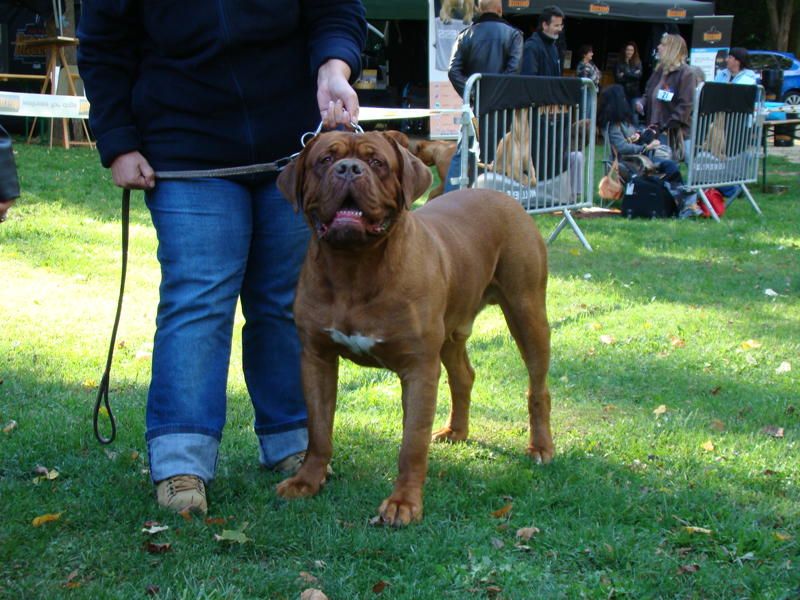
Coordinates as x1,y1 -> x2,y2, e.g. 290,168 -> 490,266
144,177 -> 310,484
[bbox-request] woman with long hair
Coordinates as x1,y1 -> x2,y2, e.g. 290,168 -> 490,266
614,41 -> 642,124
637,33 -> 695,161
599,84 -> 682,185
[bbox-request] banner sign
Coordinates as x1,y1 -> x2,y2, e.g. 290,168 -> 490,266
690,15 -> 734,83
428,0 -> 464,139
0,91 -> 89,119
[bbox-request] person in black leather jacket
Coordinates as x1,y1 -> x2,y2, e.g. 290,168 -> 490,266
521,5 -> 564,76
443,0 -> 522,193
0,125 -> 19,223
447,0 -> 523,98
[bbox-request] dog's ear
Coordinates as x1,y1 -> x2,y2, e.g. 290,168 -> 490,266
386,137 -> 433,208
381,130 -> 410,149
276,157 -> 301,212
277,135 -> 320,212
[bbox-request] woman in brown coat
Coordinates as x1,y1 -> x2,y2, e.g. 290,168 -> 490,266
637,34 -> 695,161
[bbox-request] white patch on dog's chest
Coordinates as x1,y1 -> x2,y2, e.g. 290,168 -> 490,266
325,328 -> 384,358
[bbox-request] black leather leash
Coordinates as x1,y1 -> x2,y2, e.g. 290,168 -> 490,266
93,160 -> 291,444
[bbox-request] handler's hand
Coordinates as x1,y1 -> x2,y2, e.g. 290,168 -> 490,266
317,58 -> 359,129
110,151 -> 155,190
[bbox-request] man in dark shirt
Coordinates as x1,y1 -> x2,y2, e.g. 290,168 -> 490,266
443,0 -> 522,192
522,5 -> 565,76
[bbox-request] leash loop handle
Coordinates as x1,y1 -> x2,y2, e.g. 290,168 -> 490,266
93,189 -> 129,444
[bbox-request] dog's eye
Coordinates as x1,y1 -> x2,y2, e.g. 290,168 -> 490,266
369,158 -> 383,168
319,155 -> 333,164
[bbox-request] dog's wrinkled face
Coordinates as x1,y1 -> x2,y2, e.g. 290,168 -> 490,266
277,131 -> 432,248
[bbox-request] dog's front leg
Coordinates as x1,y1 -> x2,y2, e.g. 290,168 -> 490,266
378,365 -> 440,526
276,350 -> 338,499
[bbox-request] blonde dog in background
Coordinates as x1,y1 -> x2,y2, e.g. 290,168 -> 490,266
440,0 -> 475,24
493,108 -> 537,188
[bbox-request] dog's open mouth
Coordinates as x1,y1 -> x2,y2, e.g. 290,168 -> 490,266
313,198 -> 390,240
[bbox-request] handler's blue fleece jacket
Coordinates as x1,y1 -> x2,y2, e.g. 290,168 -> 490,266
77,0 -> 366,170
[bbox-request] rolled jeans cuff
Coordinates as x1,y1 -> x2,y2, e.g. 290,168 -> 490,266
147,432 -> 219,485
258,427 -> 308,468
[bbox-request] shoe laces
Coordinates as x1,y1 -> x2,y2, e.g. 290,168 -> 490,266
166,475 -> 204,497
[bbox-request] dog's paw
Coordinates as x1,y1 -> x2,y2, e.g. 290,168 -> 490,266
276,475 -> 323,499
526,445 -> 555,465
431,427 -> 468,443
376,495 -> 423,526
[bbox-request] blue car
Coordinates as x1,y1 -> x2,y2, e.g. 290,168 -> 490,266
749,50 -> 800,105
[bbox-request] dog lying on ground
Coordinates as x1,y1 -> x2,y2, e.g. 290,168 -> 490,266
275,130 -> 554,526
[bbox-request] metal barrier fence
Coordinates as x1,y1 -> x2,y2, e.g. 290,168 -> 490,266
686,82 -> 765,221
455,74 -> 597,250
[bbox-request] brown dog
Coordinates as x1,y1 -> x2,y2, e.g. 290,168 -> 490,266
382,131 -> 456,201
275,131 -> 553,526
406,138 -> 457,200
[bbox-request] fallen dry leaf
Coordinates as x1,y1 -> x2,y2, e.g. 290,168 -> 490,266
178,507 -> 194,523
740,339 -> 762,350
145,585 -> 160,596
3,420 -> 17,433
32,512 -> 62,527
372,580 -> 390,594
773,532 -> 792,541
678,564 -> 701,574
143,541 -> 172,554
490,503 -> 512,519
599,334 -> 615,345
670,336 -> 685,347
590,323 -> 602,330
298,572 -> 319,585
709,420 -> 725,431
486,585 -> 502,596
701,440 -> 715,452
515,526 -> 540,540
204,516 -> 226,526
684,526 -> 712,535
34,465 -> 49,475
761,426 -> 785,438
653,404 -> 668,416
32,469 -> 60,484
776,361 -> 791,373
142,524 -> 169,535
214,523 -> 252,544
710,386 -> 722,396
300,589 -> 329,600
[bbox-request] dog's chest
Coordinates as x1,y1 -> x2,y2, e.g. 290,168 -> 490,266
324,327 -> 389,368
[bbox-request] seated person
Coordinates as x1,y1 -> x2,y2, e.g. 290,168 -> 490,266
598,84 -> 683,186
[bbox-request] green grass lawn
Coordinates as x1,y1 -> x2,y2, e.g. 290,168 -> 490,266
1,141 -> 798,599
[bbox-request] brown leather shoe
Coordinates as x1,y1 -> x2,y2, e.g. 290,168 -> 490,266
271,451 -> 307,475
156,474 -> 207,514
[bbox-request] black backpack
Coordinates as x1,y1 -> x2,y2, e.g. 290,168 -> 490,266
621,175 -> 677,219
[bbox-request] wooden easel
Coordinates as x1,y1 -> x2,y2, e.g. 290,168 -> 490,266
13,35 -> 94,149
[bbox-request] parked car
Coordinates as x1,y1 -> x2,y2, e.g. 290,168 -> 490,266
749,50 -> 800,105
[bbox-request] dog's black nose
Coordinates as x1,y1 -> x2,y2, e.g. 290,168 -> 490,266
334,159 -> 363,181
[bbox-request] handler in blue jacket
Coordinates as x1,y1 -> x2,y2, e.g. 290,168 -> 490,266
78,0 -> 366,515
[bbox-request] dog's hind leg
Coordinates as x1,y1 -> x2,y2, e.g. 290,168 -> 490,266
432,332 -> 475,443
498,296 -> 554,464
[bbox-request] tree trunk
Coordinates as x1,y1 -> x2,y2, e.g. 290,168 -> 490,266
765,0 -> 797,51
